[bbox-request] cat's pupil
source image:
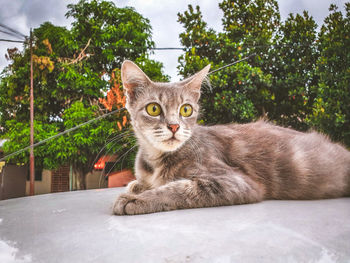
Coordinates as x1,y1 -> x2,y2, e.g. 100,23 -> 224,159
184,107 -> 187,112
152,106 -> 156,112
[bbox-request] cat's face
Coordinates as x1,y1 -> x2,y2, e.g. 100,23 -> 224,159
125,82 -> 199,152
121,61 -> 210,152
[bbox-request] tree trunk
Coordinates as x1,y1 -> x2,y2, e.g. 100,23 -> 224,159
73,165 -> 86,190
262,106 -> 267,118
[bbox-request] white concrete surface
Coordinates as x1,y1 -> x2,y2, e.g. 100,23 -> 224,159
0,188 -> 349,263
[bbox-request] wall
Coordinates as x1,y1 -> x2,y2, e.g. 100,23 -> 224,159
86,171 -> 105,189
23,168 -> 110,195
25,169 -> 52,196
1,165 -> 27,200
51,166 -> 69,193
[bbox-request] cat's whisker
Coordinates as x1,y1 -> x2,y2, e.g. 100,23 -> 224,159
90,130 -> 133,171
90,131 -> 131,171
103,130 -> 119,144
182,130 -> 192,136
98,138 -> 135,187
120,145 -> 138,171
105,145 -> 138,176
98,141 -> 136,188
176,132 -> 191,141
106,130 -> 132,144
153,134 -> 165,137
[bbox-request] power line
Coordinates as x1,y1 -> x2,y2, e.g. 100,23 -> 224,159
242,42 -> 318,49
0,39 -> 319,49
0,38 -> 25,43
0,29 -> 25,40
0,53 -> 257,162
0,22 -> 319,51
208,53 -> 257,75
70,41 -> 319,52
151,47 -> 184,50
0,108 -> 126,162
0,23 -> 27,39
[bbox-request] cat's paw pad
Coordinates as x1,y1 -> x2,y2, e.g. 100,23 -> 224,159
113,193 -> 146,215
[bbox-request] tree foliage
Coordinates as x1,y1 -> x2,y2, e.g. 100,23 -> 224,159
178,0 -> 350,146
307,3 -> 350,145
178,0 -> 277,124
267,11 -> 319,130
0,0 -> 167,189
66,0 -> 155,72
1,0 -> 350,193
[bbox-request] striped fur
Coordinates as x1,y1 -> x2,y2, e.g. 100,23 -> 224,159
113,61 -> 350,215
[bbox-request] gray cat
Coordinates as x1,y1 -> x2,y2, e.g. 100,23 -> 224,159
113,60 -> 350,215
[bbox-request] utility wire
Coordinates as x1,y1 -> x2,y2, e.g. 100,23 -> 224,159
0,39 -> 318,48
0,54 -> 257,162
0,23 -> 27,39
0,29 -> 25,40
0,38 -> 25,43
150,47 -> 184,50
89,42 -> 318,51
0,22 -> 319,50
208,53 -> 256,75
61,41 -> 320,52
0,108 -> 126,162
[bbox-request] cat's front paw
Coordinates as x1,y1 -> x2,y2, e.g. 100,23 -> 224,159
113,193 -> 148,215
126,180 -> 147,194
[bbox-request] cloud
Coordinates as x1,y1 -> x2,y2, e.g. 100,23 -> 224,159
278,0 -> 347,26
0,0 -> 348,80
0,0 -> 77,73
118,0 -> 222,80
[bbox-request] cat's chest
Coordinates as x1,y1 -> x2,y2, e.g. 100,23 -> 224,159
137,147 -> 195,188
136,156 -> 172,188
144,167 -> 168,188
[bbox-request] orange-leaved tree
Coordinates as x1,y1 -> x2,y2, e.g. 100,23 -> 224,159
99,69 -> 128,131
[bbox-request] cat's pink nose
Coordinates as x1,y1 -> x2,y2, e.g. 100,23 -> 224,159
167,124 -> 180,134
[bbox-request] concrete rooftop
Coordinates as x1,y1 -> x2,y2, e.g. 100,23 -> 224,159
0,188 -> 349,263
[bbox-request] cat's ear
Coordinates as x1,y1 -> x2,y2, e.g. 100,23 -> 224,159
184,64 -> 211,101
121,60 -> 151,102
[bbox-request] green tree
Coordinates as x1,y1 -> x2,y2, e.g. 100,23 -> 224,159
1,0 -> 167,189
266,11 -> 319,130
49,101 -> 134,189
66,0 -> 155,72
219,0 -> 280,52
307,3 -> 350,146
177,0 -> 349,146
178,1 -> 277,124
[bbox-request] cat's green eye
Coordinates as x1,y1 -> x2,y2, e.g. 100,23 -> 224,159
180,104 -> 193,117
146,103 -> 162,116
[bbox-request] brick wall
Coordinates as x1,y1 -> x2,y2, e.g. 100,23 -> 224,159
51,165 -> 69,193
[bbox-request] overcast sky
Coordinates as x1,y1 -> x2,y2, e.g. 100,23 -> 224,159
0,0 -> 347,81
